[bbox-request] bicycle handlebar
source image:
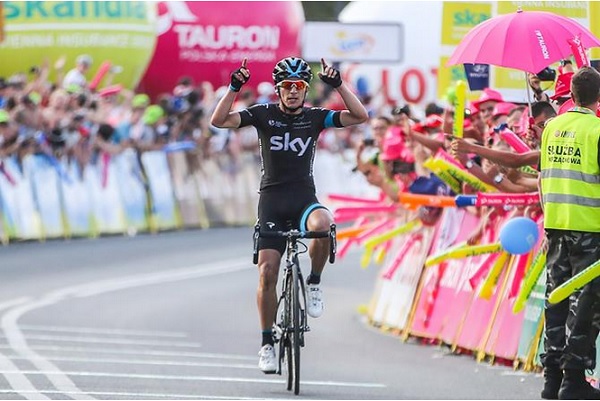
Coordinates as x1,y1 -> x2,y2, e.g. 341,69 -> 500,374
252,224 -> 337,265
258,230 -> 331,239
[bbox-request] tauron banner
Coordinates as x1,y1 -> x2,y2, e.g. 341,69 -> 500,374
139,1 -> 304,99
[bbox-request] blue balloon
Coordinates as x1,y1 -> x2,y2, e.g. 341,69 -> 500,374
499,217 -> 539,255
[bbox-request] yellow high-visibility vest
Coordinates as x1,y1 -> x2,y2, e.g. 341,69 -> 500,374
541,108 -> 600,232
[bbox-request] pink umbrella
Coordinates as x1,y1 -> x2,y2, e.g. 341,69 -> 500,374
447,9 -> 600,73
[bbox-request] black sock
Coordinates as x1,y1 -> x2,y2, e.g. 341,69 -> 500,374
262,329 -> 274,347
307,272 -> 321,285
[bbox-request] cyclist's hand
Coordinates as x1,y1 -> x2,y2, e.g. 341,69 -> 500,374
230,58 -> 250,92
318,58 -> 342,88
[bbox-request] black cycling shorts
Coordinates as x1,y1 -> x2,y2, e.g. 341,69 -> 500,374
257,188 -> 328,255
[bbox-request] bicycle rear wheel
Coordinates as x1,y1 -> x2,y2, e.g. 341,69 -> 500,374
291,261 -> 301,395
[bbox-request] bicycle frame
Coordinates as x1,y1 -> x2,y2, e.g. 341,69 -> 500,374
252,224 -> 336,395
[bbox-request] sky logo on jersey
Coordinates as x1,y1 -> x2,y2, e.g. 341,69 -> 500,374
270,133 -> 312,156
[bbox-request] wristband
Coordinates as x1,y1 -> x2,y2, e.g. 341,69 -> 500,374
229,84 -> 240,92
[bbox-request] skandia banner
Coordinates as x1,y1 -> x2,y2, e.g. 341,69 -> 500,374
0,1 -> 158,89
139,1 -> 304,99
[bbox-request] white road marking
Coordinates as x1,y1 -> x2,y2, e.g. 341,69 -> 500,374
19,324 -> 188,338
0,370 -> 387,388
0,344 -> 256,361
8,355 -> 257,370
0,298 -> 49,400
0,333 -> 203,348
0,258 -> 251,399
0,389 -> 274,400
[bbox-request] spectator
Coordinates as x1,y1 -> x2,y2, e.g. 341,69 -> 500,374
114,94 -> 149,145
136,105 -> 168,151
490,102 -> 516,128
355,116 -> 391,183
550,71 -> 574,107
62,54 -> 93,91
0,78 -> 7,108
472,88 -> 504,129
256,81 -> 276,104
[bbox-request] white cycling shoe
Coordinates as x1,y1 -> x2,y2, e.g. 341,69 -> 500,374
306,284 -> 323,318
258,344 -> 277,373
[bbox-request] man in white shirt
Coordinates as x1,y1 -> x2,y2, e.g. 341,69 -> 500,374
62,55 -> 93,91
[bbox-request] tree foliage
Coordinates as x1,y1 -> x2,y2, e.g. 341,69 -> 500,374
301,1 -> 350,21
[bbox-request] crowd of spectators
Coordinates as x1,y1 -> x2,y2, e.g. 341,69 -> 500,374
352,60 -> 587,236
0,55 -> 390,178
0,54 -> 581,231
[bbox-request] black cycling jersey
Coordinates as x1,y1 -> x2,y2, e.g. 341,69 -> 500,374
238,103 -> 342,191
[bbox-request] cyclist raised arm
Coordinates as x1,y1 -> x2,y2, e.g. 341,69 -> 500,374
210,56 -> 368,374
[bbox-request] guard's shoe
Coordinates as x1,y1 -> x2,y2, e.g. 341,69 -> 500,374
541,366 -> 562,399
258,344 -> 277,374
306,284 -> 323,318
558,369 -> 600,399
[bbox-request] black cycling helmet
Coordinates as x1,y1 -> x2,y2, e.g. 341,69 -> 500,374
272,57 -> 313,85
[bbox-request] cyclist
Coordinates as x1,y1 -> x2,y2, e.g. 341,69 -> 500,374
210,57 -> 368,373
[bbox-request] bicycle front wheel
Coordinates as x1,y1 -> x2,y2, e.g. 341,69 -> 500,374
291,262 -> 301,395
284,270 -> 293,391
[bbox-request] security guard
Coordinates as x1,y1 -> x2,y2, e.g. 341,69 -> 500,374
539,66 -> 600,400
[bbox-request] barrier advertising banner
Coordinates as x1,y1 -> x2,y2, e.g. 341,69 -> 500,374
408,209 -> 481,340
60,162 -> 93,237
26,155 -> 64,238
378,226 -> 435,330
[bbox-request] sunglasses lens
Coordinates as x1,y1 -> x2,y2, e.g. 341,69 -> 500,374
280,81 -> 307,90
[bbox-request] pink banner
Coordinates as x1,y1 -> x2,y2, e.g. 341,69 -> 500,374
382,233 -> 422,280
483,253 -> 527,360
408,209 -> 479,339
439,214 -> 496,344
486,223 -> 545,360
452,212 -> 511,351
468,252 -> 499,290
509,252 -> 531,299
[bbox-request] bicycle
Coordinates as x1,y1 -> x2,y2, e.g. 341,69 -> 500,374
252,223 -> 336,395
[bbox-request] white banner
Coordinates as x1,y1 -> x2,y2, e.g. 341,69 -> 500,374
302,22 -> 403,63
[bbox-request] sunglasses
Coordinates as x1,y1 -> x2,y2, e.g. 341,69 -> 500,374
278,80 -> 309,91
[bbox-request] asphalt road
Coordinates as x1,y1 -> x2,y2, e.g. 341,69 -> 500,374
0,228 -> 543,399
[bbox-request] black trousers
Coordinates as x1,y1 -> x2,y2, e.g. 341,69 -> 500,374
542,229 -> 600,370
